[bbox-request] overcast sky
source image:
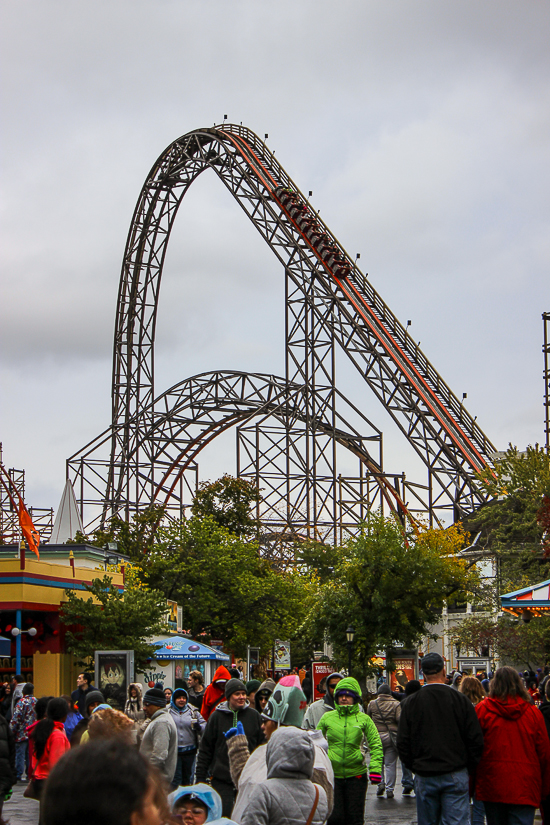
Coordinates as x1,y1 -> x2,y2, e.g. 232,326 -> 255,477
1,0 -> 549,522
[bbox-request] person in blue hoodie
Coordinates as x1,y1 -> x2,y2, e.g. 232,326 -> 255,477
169,783 -> 238,824
169,687 -> 206,787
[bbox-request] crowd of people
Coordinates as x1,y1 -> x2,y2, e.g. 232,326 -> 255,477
0,656 -> 550,824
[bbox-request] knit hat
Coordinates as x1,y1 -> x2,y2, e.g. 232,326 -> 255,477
84,690 -> 105,716
333,676 -> 361,703
224,678 -> 246,699
143,688 -> 166,707
261,684 -> 307,727
377,683 -> 391,695
246,679 -> 261,694
421,652 -> 445,675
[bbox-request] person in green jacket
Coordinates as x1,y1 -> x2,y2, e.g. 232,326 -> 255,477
317,676 -> 383,825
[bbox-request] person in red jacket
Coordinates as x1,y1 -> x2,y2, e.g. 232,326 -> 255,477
475,667 -> 550,825
201,666 -> 231,721
28,697 -> 70,806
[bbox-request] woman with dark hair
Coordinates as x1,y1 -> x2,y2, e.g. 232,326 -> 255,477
475,666 -> 550,825
42,738 -> 167,825
28,697 -> 70,802
0,686 -> 12,723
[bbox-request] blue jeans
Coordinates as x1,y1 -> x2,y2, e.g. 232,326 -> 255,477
15,741 -> 28,780
415,769 -> 470,825
483,803 -> 535,825
402,762 -> 414,790
472,796 -> 486,825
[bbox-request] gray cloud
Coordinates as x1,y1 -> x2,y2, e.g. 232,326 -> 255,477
1,0 -> 548,513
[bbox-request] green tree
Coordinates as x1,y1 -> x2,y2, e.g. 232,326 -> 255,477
449,612 -> 550,670
470,444 -> 550,593
141,515 -> 314,658
190,475 -> 260,538
69,506 -> 165,559
60,574 -> 168,671
312,513 -> 481,676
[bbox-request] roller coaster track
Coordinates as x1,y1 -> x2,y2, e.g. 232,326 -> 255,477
102,123 -> 494,525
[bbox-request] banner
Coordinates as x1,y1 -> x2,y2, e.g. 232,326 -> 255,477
273,640 -> 291,670
312,662 -> 334,700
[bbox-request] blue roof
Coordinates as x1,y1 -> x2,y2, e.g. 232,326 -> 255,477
153,637 -> 230,661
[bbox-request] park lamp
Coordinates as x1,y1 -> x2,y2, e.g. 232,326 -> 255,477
346,626 -> 355,644
11,627 -> 37,637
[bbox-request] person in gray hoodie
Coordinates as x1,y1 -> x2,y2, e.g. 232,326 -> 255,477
302,673 -> 343,731
139,687 -> 178,785
169,687 -> 206,787
241,726 -> 328,825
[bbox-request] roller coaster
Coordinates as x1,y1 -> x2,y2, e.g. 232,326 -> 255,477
68,124 -> 496,558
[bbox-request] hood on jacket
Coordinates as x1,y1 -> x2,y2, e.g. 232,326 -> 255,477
254,678 -> 276,711
127,682 -> 143,701
321,671 -> 344,709
171,688 -> 189,712
266,726 -> 314,780
169,782 -> 225,822
211,666 -> 231,687
451,672 -> 462,688
484,695 -> 531,721
333,676 -> 362,703
214,700 -> 250,714
256,678 -> 275,695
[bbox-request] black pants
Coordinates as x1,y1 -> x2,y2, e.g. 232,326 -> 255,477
172,749 -> 197,787
328,774 -> 368,825
211,778 -> 236,818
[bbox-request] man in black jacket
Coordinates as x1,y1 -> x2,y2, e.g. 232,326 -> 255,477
71,672 -> 95,717
195,678 -> 263,817
397,652 -> 483,825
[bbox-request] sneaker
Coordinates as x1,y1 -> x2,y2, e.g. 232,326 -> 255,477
386,791 -> 394,799
376,785 -> 385,797
403,787 -> 413,795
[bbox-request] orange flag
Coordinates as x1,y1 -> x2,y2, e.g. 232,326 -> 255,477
18,501 -> 40,559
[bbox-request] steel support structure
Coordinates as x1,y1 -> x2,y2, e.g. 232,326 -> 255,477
68,124 -> 496,541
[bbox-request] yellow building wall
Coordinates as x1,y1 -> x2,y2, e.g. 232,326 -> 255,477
32,651 -> 80,697
1,557 -> 125,696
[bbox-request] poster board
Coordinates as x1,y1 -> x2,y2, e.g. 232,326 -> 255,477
273,640 -> 291,670
312,662 -> 334,700
389,657 -> 415,691
95,650 -> 134,711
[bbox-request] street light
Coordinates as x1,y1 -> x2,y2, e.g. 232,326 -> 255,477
346,626 -> 355,676
11,627 -> 37,637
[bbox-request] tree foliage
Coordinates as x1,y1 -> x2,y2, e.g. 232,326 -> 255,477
311,513 -> 480,676
60,575 -> 168,671
469,445 -> 550,592
190,475 -> 260,538
141,515 -> 314,658
69,506 -> 165,558
449,613 -> 550,670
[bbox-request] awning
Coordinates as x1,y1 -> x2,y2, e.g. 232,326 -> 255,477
501,578 -> 550,617
0,636 -> 11,657
153,637 -> 230,661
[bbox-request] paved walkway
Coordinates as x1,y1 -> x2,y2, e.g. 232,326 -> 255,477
5,777 -> 419,825
4,782 -> 39,825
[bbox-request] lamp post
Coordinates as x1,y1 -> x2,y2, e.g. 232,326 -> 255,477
346,626 -> 355,677
11,623 -> 37,675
